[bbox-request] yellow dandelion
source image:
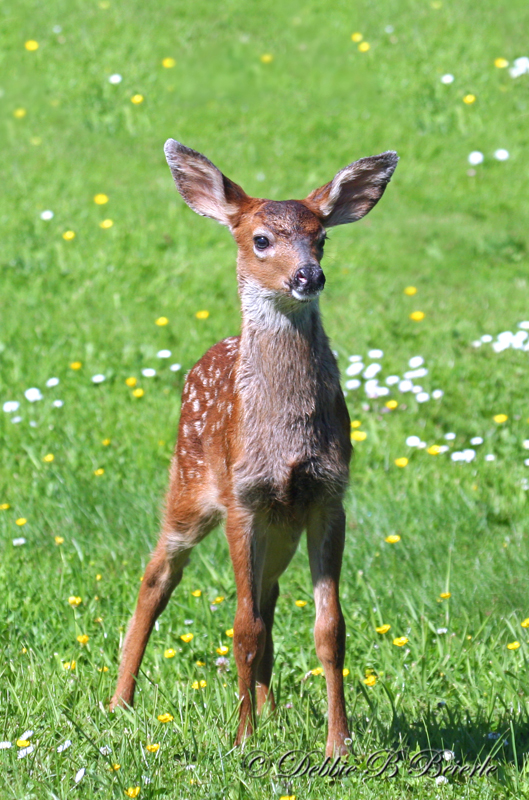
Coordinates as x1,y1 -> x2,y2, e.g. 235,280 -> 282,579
180,633 -> 194,643
164,648 -> 176,658
260,54 -> 273,63
521,618 -> 529,628
21,647 -> 27,654
70,361 -> 82,370
125,788 -> 140,798
14,108 -> 27,118
427,445 -> 441,455
16,739 -> 30,747
93,193 -> 108,205
493,414 -> 508,424
195,310 -> 210,320
157,712 -> 174,723
63,660 -> 76,670
409,310 -> 425,321
155,316 -> 169,326
125,377 -> 137,388
0,503 -> 10,510
102,438 -> 111,446
132,388 -> 144,398
386,400 -> 398,409
43,453 -> 55,462
191,589 -> 202,597
463,94 -> 476,104
385,534 -> 401,544
343,668 -> 350,676
404,286 -> 417,295
196,660 -> 205,666
364,675 -> 377,686
494,58 -> 509,68
351,32 -> 363,42
393,637 -> 408,647
77,634 -> 89,645
507,641 -> 521,650
94,468 -> 105,476
311,667 -> 324,675
16,518 -> 27,526
394,457 -> 408,467
225,628 -> 234,637
162,57 -> 176,68
96,574 -> 102,581
25,40 -> 39,51
440,592 -> 451,599
146,742 -> 160,752
68,595 -> 82,606
55,535 -> 64,545
112,763 -> 121,770
98,665 -> 109,671
213,595 -> 225,604
63,230 -> 76,241
100,219 -> 113,229
351,430 -> 367,442
376,624 -> 391,634
295,599 -> 307,607
351,420 -> 362,428
216,645 -> 229,656
131,94 -> 144,104
358,42 -> 370,52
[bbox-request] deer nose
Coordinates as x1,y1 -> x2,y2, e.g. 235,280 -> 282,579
292,265 -> 326,295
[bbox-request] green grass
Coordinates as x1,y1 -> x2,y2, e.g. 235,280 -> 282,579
2,0 -> 529,797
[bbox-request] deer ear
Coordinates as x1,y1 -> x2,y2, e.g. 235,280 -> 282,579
164,139 -> 248,228
304,151 -> 398,227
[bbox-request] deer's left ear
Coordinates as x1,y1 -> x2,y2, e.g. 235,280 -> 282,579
304,151 -> 398,227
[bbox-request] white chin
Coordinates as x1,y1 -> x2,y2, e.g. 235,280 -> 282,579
292,289 -> 320,302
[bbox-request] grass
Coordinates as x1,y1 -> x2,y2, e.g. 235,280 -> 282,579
1,0 -> 529,796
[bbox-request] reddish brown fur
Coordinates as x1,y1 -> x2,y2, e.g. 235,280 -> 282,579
110,140 -> 398,756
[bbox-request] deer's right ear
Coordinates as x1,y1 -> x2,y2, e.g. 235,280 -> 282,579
164,139 -> 248,228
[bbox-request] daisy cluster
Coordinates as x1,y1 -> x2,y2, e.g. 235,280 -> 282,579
344,350 -> 443,405
471,321 -> 529,352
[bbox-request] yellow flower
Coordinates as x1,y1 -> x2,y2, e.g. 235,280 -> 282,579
43,453 -> 55,462
216,645 -> 229,655
63,231 -> 76,241
55,535 -> 64,545
14,108 -> 27,118
0,503 -> 10,510
385,400 -> 398,409
494,57 -> 508,68
225,628 -> 234,637
493,414 -> 508,424
21,647 -> 27,654
427,445 -> 441,455
77,634 -> 89,645
164,648 -> 176,658
376,624 -> 391,634
68,596 -> 82,606
70,361 -> 82,370
125,377 -> 137,388
463,94 -> 476,104
358,42 -> 370,52
385,534 -> 401,544
96,574 -> 102,581
351,420 -> 362,428
195,310 -> 210,319
393,636 -> 408,647
213,595 -> 225,604
364,675 -> 377,686
131,94 -> 144,104
112,763 -> 121,770
521,618 -> 529,628
98,665 -> 108,672
100,219 -> 113,229
17,739 -> 30,747
507,641 -> 521,650
63,660 -> 76,670
94,193 -> 109,205
146,742 -> 160,752
16,518 -> 27,526
155,316 -> 168,326
295,600 -> 307,607
102,438 -> 111,446
311,667 -> 324,675
162,57 -> 176,68
409,310 -> 425,321
94,468 -> 105,476
191,589 -> 202,597
180,633 -> 194,643
351,32 -> 363,42
439,592 -> 451,599
157,713 -> 174,723
132,388 -> 144,398
125,788 -> 140,798
394,457 -> 408,467
260,54 -> 273,64
196,660 -> 205,666
404,286 -> 417,295
342,668 -> 350,676
25,40 -> 39,51
192,679 -> 207,689
351,430 -> 367,442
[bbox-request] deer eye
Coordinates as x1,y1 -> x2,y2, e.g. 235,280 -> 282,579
253,235 -> 270,250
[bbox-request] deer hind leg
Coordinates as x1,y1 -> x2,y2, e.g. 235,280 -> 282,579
307,501 -> 351,757
256,581 -> 279,713
110,500 -> 220,711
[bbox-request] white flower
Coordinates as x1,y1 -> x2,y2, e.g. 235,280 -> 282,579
411,385 -> 423,394
0,741 -> 12,749
451,452 -> 463,462
438,445 -> 449,453
57,740 -> 72,752
75,767 -> 86,783
108,74 -> 122,84
184,618 -> 193,625
444,432 -> 456,440
11,416 -> 22,424
406,435 -> 421,447
443,750 -> 455,761
348,355 -> 362,362
363,363 -> 382,379
375,386 -> 389,397
436,775 -> 448,785
440,74 -> 454,84
13,538 -> 26,546
468,151 -> 484,165
52,399 -> 64,408
385,375 -> 400,385
169,363 -> 181,372
519,321 -> 529,330
470,437 -> 483,445
157,349 -> 171,358
523,440 -> 529,450
46,377 -> 60,387
346,362 -> 364,377
492,341 -> 508,353
485,454 -> 495,461
345,379 -> 361,390
40,210 -> 54,220
17,745 -> 34,759
471,340 -> 482,347
494,149 -> 509,161
481,334 -> 493,342
24,388 -> 43,402
437,627 -> 448,634
364,379 -> 380,396
432,389 -> 444,399
20,730 -> 33,740
3,401 -> 20,413
99,745 -> 112,755
462,449 -> 476,462
509,57 -> 529,78
416,392 -> 430,403
398,380 -> 413,392
417,441 -> 427,449
408,356 -> 424,368
92,374 -> 105,384
142,368 -> 156,377
367,349 -> 383,358
525,459 -> 529,467
404,368 -> 428,379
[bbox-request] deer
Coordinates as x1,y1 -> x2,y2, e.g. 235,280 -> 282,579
110,139 -> 398,756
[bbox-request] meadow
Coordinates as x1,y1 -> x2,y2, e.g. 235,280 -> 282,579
1,0 -> 529,797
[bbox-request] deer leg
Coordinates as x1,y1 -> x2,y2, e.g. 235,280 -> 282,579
256,581 -> 279,713
307,502 -> 350,757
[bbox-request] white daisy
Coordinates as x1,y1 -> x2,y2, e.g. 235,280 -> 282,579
432,389 -> 444,399
17,745 -> 34,759
40,210 -> 54,220
345,379 -> 361,390
13,538 -> 26,546
470,437 -> 483,445
363,363 -> 382,379
46,377 -> 60,387
367,349 -> 383,358
440,74 -> 454,84
57,740 -> 72,753
408,356 -> 424,368
416,392 -> 430,403
398,380 -> 413,392
385,375 -> 400,385
157,349 -> 171,358
142,368 -> 156,378
3,401 -> 20,413
404,367 -> 428,379
24,388 -> 42,402
346,362 -> 364,377
52,399 -> 64,408
406,435 -> 421,447
75,767 -> 86,782
91,374 -> 105,384
494,149 -> 509,161
108,74 -> 122,84
485,454 -> 495,461
170,363 -> 181,372
481,334 -> 493,342
468,151 -> 484,165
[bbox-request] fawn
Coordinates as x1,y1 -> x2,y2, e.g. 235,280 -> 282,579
110,140 -> 398,756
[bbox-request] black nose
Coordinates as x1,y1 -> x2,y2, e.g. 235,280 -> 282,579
293,265 -> 326,294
